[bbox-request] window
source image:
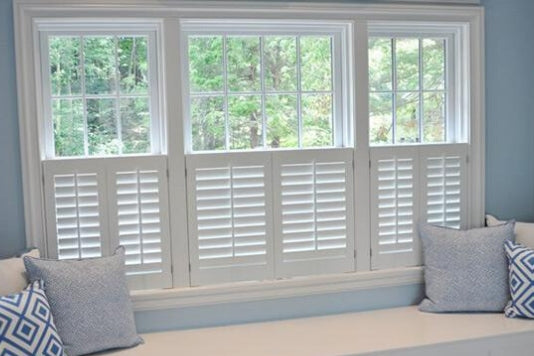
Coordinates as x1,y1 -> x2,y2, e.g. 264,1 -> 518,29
183,22 -> 349,152
42,29 -> 161,158
17,3 -> 482,295
367,25 -> 468,270
182,21 -> 354,285
369,36 -> 452,145
38,23 -> 172,290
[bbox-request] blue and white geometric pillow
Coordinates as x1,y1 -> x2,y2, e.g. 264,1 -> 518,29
505,240 -> 534,319
0,280 -> 64,355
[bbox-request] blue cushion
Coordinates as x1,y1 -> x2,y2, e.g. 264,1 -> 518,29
419,222 -> 515,312
24,247 -> 142,356
505,240 -> 534,319
0,280 -> 64,356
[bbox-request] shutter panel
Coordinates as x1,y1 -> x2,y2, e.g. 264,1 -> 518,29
186,152 -> 274,286
43,160 -> 108,260
421,144 -> 467,229
370,147 -> 420,270
107,156 -> 172,290
273,149 -> 354,277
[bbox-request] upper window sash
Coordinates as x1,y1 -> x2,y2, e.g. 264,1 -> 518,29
37,22 -> 163,159
368,22 -> 467,146
180,20 -> 352,153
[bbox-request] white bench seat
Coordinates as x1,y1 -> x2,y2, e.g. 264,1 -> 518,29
107,306 -> 534,355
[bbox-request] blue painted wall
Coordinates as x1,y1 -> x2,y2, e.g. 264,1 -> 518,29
0,0 -> 533,330
0,0 -> 26,259
483,0 -> 534,222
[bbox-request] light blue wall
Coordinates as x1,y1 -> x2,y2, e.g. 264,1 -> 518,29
483,0 -> 534,222
0,0 -> 26,259
0,0 -> 533,331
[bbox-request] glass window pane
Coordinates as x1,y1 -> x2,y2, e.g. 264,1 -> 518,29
300,36 -> 332,91
369,92 -> 393,145
369,38 -> 392,92
264,36 -> 297,92
227,37 -> 260,92
189,36 -> 223,93
53,99 -> 84,157
396,38 -> 419,91
120,98 -> 151,154
191,96 -> 225,151
423,92 -> 446,143
301,94 -> 333,147
49,37 -> 82,96
266,94 -> 298,148
87,98 -> 119,155
423,39 -> 445,90
395,92 -> 419,143
84,36 -> 116,95
228,95 -> 262,150
118,36 -> 149,94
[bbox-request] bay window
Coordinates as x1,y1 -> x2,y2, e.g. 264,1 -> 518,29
15,2 -> 483,297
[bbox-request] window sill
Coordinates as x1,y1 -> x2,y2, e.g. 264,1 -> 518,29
130,267 -> 424,312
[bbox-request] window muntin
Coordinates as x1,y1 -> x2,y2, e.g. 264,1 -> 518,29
186,33 -> 339,152
45,33 -> 158,158
369,36 -> 449,145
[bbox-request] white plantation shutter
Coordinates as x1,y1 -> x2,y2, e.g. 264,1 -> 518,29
370,144 -> 468,270
421,144 -> 468,229
43,156 -> 172,290
44,161 -> 109,260
107,156 -> 172,290
273,149 -> 354,277
186,152 -> 274,286
370,147 -> 420,270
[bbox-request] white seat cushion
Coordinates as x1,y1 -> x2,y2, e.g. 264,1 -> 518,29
104,306 -> 534,356
0,249 -> 39,296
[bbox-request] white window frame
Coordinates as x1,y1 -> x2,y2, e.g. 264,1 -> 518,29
180,20 -> 352,152
14,0 -> 484,308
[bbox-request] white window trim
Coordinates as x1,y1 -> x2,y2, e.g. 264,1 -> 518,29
14,0 -> 484,306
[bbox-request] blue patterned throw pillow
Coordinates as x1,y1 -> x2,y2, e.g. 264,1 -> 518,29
0,280 -> 64,356
505,240 -> 534,319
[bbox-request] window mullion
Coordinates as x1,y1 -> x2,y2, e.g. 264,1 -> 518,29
80,36 -> 89,156
296,35 -> 303,148
260,36 -> 267,149
391,38 -> 397,145
418,38 -> 424,144
222,35 -> 230,151
114,35 -> 123,155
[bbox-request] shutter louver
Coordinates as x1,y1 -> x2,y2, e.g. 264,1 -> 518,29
108,156 -> 172,290
187,153 -> 274,286
44,161 -> 108,260
422,145 -> 467,229
274,149 -> 354,278
371,148 -> 420,269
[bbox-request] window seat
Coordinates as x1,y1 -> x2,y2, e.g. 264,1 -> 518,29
105,306 -> 534,355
